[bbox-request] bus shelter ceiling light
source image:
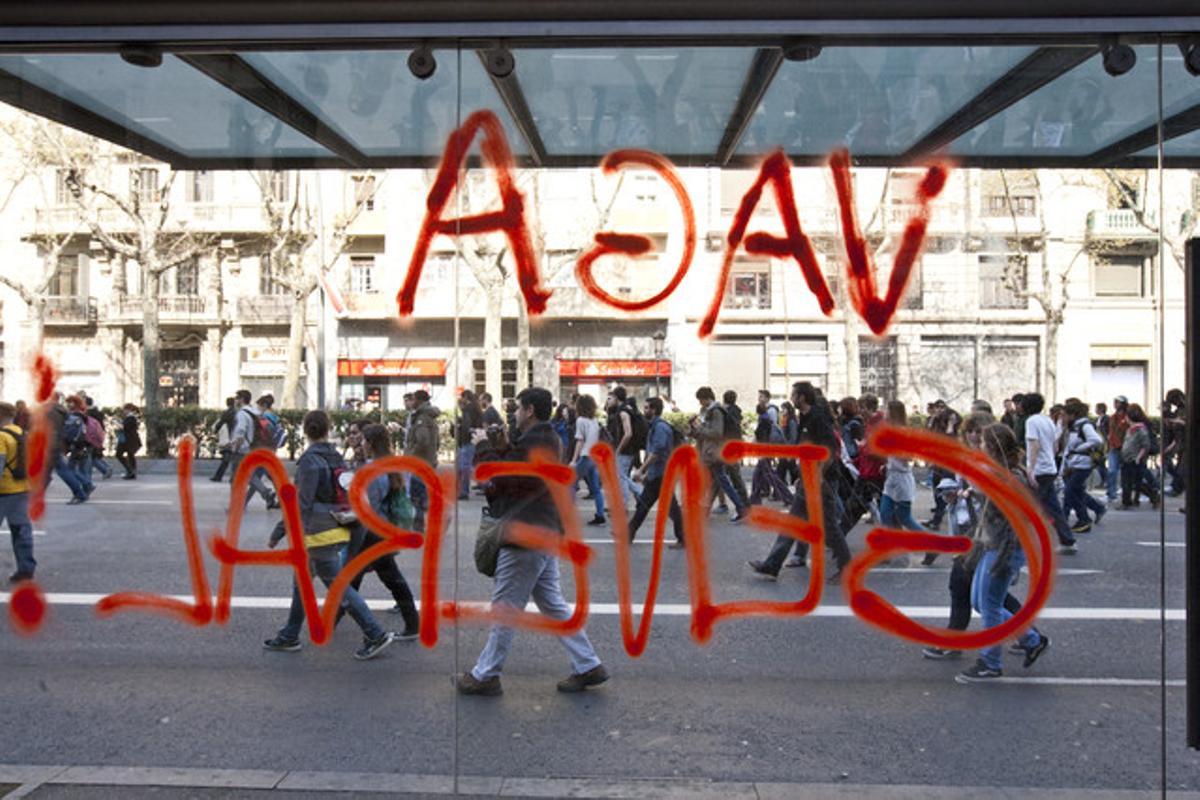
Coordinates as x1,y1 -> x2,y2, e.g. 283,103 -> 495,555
484,46 -> 515,79
119,44 -> 162,68
782,39 -> 822,63
1101,39 -> 1136,77
1182,42 -> 1200,77
408,45 -> 436,80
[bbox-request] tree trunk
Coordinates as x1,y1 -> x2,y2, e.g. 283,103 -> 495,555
142,257 -> 161,413
516,295 -> 530,390
484,283 -> 503,400
27,297 -> 45,362
1044,316 -> 1060,402
281,289 -> 308,409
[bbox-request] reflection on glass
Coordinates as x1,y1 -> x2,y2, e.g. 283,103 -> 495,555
740,47 -> 1035,156
951,45 -> 1200,156
515,48 -> 752,156
0,54 -> 333,159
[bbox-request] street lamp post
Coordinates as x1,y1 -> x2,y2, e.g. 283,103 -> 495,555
652,329 -> 666,398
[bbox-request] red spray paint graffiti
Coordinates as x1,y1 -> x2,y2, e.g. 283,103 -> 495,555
396,112 -> 949,339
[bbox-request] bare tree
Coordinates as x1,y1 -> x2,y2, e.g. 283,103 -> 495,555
0,115 -> 88,358
1101,168 -> 1199,273
40,122 -> 218,418
254,170 -> 378,409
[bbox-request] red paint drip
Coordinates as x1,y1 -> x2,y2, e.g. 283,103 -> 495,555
27,355 -> 56,523
32,355 -> 56,404
398,109 -> 549,318
9,580 -> 47,635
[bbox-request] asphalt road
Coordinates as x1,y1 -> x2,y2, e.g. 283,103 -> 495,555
1,467 -> 1198,796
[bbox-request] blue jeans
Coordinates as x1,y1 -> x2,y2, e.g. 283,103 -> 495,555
616,453 -> 642,505
278,545 -> 383,643
1105,450 -> 1121,500
708,462 -> 747,514
68,450 -> 95,494
879,494 -> 926,531
1034,474 -> 1074,546
972,548 -> 1041,670
0,492 -> 35,576
575,456 -> 606,518
1063,467 -> 1105,525
52,452 -> 88,500
457,444 -> 476,499
471,546 -> 602,680
91,452 -> 112,479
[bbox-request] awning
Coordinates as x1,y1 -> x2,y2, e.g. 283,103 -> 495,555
336,358 -> 447,378
558,359 -> 673,379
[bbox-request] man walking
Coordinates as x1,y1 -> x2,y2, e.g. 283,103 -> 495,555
404,389 -> 440,532
690,386 -> 748,523
457,387 -> 608,696
210,397 -> 238,482
1022,392 -> 1077,554
1104,396 -> 1130,503
628,396 -> 686,547
748,381 -> 853,582
229,389 -> 279,510
0,403 -> 35,583
605,386 -> 643,507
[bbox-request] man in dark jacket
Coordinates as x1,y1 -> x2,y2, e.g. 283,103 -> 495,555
404,389 -> 440,531
748,381 -> 853,582
456,387 -> 608,696
210,396 -> 238,482
263,410 -> 396,660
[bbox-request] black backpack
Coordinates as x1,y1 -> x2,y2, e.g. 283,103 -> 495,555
0,427 -> 27,481
721,405 -> 742,441
1147,421 -> 1160,457
623,402 -> 649,452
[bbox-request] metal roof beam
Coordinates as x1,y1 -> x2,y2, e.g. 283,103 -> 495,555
715,47 -> 783,166
178,52 -> 369,168
1088,102 -> 1200,163
476,50 -> 547,167
901,45 -> 1097,161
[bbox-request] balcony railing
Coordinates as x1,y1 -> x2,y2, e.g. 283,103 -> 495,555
110,294 -> 211,323
43,296 -> 97,325
237,294 -> 295,323
1086,209 -> 1158,237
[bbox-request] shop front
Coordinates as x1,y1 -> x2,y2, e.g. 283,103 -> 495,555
336,357 -> 447,411
557,358 -> 672,404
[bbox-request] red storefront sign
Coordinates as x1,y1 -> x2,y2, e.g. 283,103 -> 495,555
336,359 -> 446,378
558,359 -> 672,379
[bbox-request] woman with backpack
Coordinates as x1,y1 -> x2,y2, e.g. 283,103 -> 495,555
115,404 -> 142,480
1060,399 -> 1106,532
63,394 -> 97,500
878,401 -> 930,562
336,423 -> 420,640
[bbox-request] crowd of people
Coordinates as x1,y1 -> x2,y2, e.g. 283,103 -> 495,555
3,378 -> 1187,689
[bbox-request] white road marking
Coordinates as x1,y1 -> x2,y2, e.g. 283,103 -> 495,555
0,592 -> 1184,620
983,677 -> 1184,687
1136,541 -> 1186,548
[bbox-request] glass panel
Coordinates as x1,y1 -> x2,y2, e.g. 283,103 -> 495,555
243,49 -> 528,158
951,44 -> 1200,157
741,46 -> 1036,156
515,47 -> 753,156
0,54 -> 334,159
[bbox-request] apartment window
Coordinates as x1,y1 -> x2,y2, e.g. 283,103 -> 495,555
1108,178 -> 1140,210
55,168 -> 74,206
473,359 -> 535,402
350,255 -> 376,294
426,251 -> 456,282
351,174 -> 377,210
632,173 -> 659,204
888,170 -> 926,225
158,259 -> 199,296
130,167 -> 159,205
259,254 -> 286,295
724,259 -> 771,310
859,337 -> 898,401
1093,254 -> 1146,297
897,258 -> 923,310
50,254 -> 79,296
978,254 -> 1027,309
185,171 -> 214,203
983,193 -> 1037,217
823,253 -> 842,300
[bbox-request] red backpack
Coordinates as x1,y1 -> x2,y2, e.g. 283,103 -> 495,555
855,413 -> 886,480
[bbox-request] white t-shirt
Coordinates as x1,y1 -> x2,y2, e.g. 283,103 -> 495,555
1025,413 -> 1059,477
575,416 -> 601,459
